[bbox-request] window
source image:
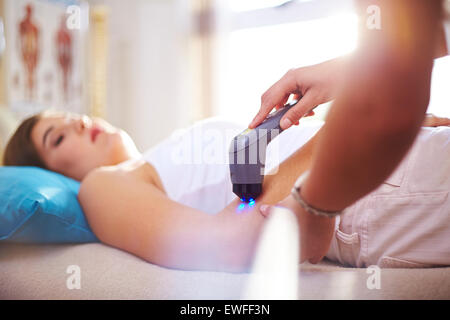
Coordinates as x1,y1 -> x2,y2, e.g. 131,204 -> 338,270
212,0 -> 358,123
429,55 -> 450,118
202,0 -> 449,123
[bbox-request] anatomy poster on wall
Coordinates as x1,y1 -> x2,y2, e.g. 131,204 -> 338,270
3,0 -> 88,118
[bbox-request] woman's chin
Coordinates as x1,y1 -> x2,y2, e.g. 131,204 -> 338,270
105,131 -> 139,164
119,130 -> 141,157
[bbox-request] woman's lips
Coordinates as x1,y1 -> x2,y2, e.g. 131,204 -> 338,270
90,127 -> 103,142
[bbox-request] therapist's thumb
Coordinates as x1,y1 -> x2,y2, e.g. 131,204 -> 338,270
280,93 -> 316,130
259,204 -> 273,218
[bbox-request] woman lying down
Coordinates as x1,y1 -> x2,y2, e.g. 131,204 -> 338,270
3,111 -> 450,272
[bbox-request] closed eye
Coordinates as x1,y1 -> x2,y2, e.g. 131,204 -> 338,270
54,135 -> 65,147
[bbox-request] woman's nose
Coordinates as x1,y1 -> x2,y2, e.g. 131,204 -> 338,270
75,117 -> 87,134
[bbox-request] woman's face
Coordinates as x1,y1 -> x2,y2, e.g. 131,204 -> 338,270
31,112 -> 137,181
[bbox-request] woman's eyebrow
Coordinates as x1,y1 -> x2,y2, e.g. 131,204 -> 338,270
42,126 -> 54,149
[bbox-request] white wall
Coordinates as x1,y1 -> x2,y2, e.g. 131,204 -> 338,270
92,0 -> 194,152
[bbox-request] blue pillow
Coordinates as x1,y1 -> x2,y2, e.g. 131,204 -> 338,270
0,166 -> 98,243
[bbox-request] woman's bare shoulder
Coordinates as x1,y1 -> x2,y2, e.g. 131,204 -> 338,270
81,158 -> 162,187
78,159 -> 167,214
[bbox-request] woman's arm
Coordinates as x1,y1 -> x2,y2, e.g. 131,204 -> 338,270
78,162 -> 265,273
78,127 -> 321,273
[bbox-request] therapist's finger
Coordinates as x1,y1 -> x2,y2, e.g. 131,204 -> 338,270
279,92 -> 317,130
436,117 -> 450,126
259,204 -> 273,218
439,116 -> 450,126
274,93 -> 290,111
294,111 -> 314,125
249,72 -> 300,128
249,93 -> 289,128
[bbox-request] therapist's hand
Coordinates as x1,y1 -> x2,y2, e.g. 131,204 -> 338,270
249,57 -> 347,130
259,194 -> 335,264
422,114 -> 450,127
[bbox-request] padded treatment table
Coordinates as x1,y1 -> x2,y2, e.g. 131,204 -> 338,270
1,242 -> 449,300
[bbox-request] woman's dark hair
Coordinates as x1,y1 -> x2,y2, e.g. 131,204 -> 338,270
2,112 -> 47,169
